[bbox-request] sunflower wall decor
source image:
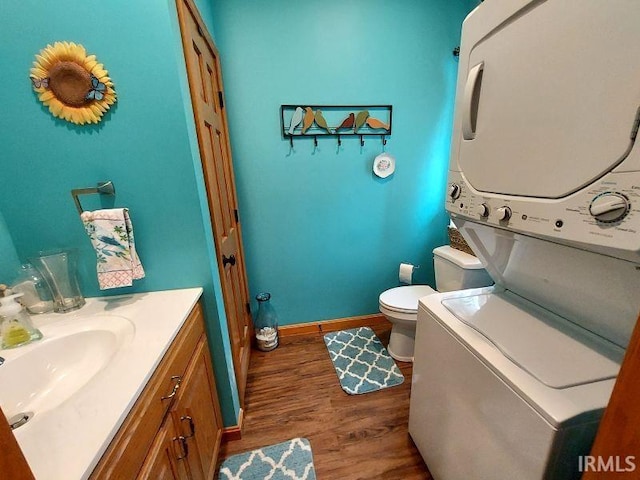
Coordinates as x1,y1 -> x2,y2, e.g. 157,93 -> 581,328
30,41 -> 116,125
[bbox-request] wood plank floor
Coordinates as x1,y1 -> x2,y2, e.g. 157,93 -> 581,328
217,323 -> 432,479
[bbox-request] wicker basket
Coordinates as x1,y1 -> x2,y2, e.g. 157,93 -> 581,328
448,227 -> 476,257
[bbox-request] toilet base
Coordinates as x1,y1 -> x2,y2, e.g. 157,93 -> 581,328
389,348 -> 414,363
388,323 -> 415,363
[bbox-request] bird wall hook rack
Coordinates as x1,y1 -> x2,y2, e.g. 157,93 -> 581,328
280,104 -> 392,149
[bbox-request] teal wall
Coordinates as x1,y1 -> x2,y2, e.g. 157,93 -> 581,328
0,0 -> 240,426
0,211 -> 20,282
211,0 -> 475,324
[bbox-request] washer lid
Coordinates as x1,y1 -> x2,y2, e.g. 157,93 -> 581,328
380,286 -> 436,314
441,291 -> 623,389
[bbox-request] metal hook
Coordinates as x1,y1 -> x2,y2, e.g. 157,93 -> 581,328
381,135 -> 387,152
289,135 -> 293,149
337,134 -> 342,147
314,136 -> 318,148
360,135 -> 364,147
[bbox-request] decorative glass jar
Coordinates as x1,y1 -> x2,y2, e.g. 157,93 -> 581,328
254,292 -> 279,351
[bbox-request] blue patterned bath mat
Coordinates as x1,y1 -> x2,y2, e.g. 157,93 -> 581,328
218,437 -> 316,480
323,326 -> 404,395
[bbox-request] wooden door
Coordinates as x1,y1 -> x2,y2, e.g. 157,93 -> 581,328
175,0 -> 253,407
171,338 -> 222,480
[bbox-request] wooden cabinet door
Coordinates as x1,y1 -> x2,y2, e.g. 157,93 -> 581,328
91,305 -> 204,480
175,0 -> 253,407
137,417 -> 189,480
0,407 -> 34,480
171,338 -> 223,480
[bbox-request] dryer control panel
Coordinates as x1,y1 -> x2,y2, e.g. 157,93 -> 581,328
446,170 -> 640,262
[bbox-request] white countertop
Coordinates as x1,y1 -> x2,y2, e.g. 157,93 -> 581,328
0,288 -> 203,480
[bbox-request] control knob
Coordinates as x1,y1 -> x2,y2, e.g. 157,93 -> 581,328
449,184 -> 461,200
496,206 -> 512,221
476,203 -> 489,217
589,193 -> 630,223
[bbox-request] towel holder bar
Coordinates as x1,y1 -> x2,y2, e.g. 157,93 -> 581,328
71,181 -> 115,214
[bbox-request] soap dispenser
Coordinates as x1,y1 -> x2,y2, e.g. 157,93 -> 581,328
0,293 -> 43,349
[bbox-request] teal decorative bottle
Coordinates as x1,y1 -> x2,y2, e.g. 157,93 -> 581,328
254,293 -> 279,351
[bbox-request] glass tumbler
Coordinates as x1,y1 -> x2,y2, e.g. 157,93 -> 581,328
30,249 -> 85,313
11,263 -> 54,314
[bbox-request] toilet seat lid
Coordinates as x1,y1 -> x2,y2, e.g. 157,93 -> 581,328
379,285 -> 436,314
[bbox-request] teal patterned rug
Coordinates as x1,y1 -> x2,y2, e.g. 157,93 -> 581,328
218,438 -> 316,480
323,326 -> 404,395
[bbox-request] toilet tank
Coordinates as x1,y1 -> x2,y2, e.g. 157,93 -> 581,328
433,246 -> 493,292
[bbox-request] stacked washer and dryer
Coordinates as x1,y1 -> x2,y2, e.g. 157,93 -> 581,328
408,1 -> 640,479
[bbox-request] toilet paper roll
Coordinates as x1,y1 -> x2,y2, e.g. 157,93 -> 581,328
399,263 -> 414,284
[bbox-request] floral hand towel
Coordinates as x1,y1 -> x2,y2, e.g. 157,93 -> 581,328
81,208 -> 145,289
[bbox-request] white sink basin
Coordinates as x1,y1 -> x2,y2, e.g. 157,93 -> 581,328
0,315 -> 134,422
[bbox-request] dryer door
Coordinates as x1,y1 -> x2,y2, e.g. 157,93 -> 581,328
457,0 -> 640,199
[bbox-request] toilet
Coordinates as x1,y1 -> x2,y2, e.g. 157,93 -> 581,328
379,245 -> 492,362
